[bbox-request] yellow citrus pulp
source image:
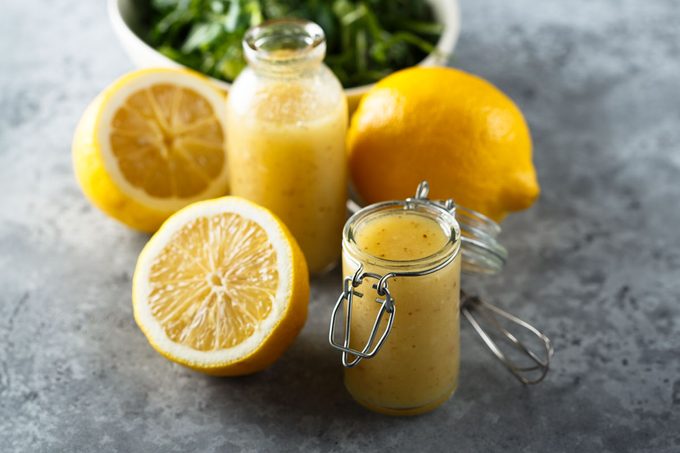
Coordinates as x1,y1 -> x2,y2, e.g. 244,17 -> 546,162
72,68 -> 229,232
132,196 -> 309,375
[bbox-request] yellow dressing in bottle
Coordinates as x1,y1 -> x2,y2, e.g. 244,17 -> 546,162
226,21 -> 347,274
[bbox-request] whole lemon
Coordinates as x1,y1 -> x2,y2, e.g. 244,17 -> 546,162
348,67 -> 539,222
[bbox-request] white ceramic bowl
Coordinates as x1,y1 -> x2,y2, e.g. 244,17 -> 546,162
108,0 -> 460,109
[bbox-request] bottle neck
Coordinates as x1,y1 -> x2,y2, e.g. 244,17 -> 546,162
243,19 -> 326,76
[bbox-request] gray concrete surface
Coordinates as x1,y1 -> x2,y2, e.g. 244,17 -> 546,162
1,0 -> 679,451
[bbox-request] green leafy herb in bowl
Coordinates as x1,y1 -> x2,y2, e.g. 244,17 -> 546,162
143,0 -> 444,88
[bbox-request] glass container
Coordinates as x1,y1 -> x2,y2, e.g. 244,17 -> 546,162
335,192 -> 462,415
226,20 -> 348,274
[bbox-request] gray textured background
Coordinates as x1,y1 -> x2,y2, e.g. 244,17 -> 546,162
1,0 -> 679,451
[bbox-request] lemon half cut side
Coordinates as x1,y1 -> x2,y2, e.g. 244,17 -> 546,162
73,68 -> 230,232
132,197 -> 309,376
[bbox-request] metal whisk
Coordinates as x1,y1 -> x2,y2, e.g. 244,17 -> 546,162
461,291 -> 553,384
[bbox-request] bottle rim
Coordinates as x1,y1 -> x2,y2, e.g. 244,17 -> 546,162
342,200 -> 462,273
243,19 -> 326,70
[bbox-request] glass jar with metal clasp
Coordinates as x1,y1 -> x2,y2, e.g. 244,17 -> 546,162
329,182 -> 553,416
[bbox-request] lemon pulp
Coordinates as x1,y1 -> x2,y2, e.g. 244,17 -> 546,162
110,85 -> 225,198
148,213 -> 278,351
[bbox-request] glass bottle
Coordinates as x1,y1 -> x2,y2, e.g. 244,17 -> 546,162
226,20 -> 348,274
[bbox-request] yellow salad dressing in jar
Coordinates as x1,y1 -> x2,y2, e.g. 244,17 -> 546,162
330,185 -> 462,415
226,20 -> 348,274
330,183 -> 554,415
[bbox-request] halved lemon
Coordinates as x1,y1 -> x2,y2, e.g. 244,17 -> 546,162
132,196 -> 309,375
72,68 -> 229,232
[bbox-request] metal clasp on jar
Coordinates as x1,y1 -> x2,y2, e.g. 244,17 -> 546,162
328,267 -> 396,367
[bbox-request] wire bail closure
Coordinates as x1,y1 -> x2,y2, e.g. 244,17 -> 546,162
328,268 -> 396,367
332,181 -> 554,385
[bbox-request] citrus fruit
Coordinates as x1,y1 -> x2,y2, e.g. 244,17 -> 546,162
72,68 -> 229,232
347,67 -> 539,222
132,196 -> 309,375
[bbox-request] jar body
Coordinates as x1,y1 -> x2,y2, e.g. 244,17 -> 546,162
226,22 -> 347,274
341,203 -> 462,415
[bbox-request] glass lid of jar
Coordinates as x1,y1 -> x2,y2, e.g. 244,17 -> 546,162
347,181 -> 508,275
